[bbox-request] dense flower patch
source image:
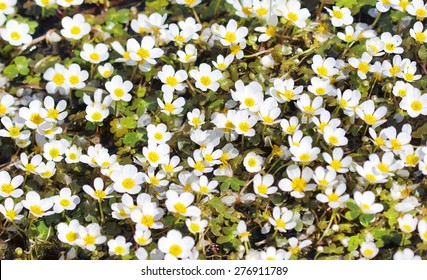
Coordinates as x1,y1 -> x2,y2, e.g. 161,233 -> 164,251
0,0 -> 427,260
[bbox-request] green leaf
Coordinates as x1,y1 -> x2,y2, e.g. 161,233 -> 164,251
418,45 -> 427,60
146,0 -> 169,12
348,235 -> 360,252
123,132 -> 142,147
359,214 -> 374,227
344,210 -> 360,221
3,65 -> 18,79
120,117 -> 137,129
216,235 -> 235,244
346,200 -> 360,212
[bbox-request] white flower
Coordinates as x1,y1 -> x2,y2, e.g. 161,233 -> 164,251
231,80 -> 264,112
253,173 -> 277,198
82,177 -> 114,202
393,248 -> 422,260
0,116 -> 30,140
219,19 -> 248,46
22,191 -> 54,218
279,165 -> 316,198
0,171 -> 23,198
323,126 -> 348,147
337,26 -> 360,42
80,43 -> 109,64
0,94 -> 15,116
19,100 -> 47,129
165,190 -> 201,217
76,223 -> 106,251
0,0 -> 16,15
0,198 -> 23,222
60,14 -> 91,40
187,108 -> 205,128
354,191 -> 383,214
158,65 -> 188,92
157,90 -> 185,115
98,63 -> 114,78
185,217 -> 208,234
212,54 -> 234,70
316,183 -> 349,208
190,63 -> 222,92
380,32 -> 403,54
176,0 -> 201,8
325,6 -> 353,27
356,100 -> 387,127
268,206 -> 296,233
258,97 -> 280,125
407,0 -> 427,19
111,164 -> 144,194
398,214 -> 418,233
57,0 -> 83,7
107,236 -> 132,257
419,219 -> 427,242
311,55 -> 339,78
128,36 -> 164,72
158,229 -> 195,260
348,52 -> 375,80
191,175 -> 218,196
106,75 -> 133,102
234,220 -> 251,242
243,151 -> 264,173
233,109 -> 258,136
57,220 -> 83,245
399,88 -> 427,117
360,241 -> 378,259
376,0 -> 398,12
0,20 -> 32,46
255,16 -> 277,42
177,44 -> 197,63
52,188 -> 80,213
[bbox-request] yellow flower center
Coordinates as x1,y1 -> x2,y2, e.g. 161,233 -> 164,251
406,154 -> 419,165
191,117 -> 201,126
169,244 -> 183,257
327,192 -> 339,202
256,7 -> 268,16
149,176 -> 160,185
265,25 -> 275,37
263,115 -> 274,124
330,160 -> 342,171
317,66 -> 328,76
91,112 -> 102,121
244,97 -> 255,107
366,174 -> 377,182
247,158 -> 257,167
345,34 -> 354,41
299,153 -> 310,161
194,161 -> 205,171
141,215 -> 155,227
166,76 -> 178,87
257,184 -> 268,195
49,148 -> 60,159
83,234 -> 95,245
411,101 -> 423,111
174,35 -> 185,43
404,73 -> 414,81
47,108 -> 60,119
122,178 -> 135,190
1,183 -> 14,194
30,113 -> 44,125
137,48 -> 150,59
148,151 -> 159,163
363,249 -> 374,257
0,104 -> 6,115
114,88 -> 125,98
332,10 -> 344,19
9,126 -> 21,137
390,66 -> 400,76
385,43 -> 395,52
164,103 -> 175,113
224,32 -> 237,43
364,114 -> 377,125
190,223 -> 200,232
153,132 -> 163,141
390,139 -> 402,150
399,0 -> 410,10
114,246 -> 125,255
5,210 -> 16,220
89,53 -> 100,61
25,163 -> 36,172
174,202 -> 187,214
30,205 -> 44,216
200,76 -> 212,87
316,87 -> 325,95
10,32 -> 21,41
66,231 -> 78,242
94,189 -> 106,200
358,62 -> 370,74
53,73 -> 65,85
304,105 -> 316,113
291,177 -> 306,192
275,218 -> 286,228
416,8 -> 427,17
60,198 -> 71,207
287,12 -> 298,22
242,6 -> 252,16
184,0 -> 196,6
377,163 -> 389,173
329,136 -> 339,145
239,122 -> 250,133
286,125 -> 296,134
70,26 -> 81,35
230,44 -> 241,55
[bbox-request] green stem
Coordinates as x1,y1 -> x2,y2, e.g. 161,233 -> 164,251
317,209 -> 336,245
372,12 -> 382,28
98,201 -> 104,224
